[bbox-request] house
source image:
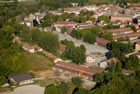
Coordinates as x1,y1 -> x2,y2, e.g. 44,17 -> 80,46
128,3 -> 140,7
107,27 -> 133,36
49,11 -> 62,16
54,61 -> 103,79
66,28 -> 73,34
23,43 -> 35,53
111,15 -> 132,22
81,5 -> 96,11
44,27 -> 52,32
138,16 -> 140,26
135,52 -> 140,59
113,32 -> 140,41
86,55 -> 95,64
135,41 -> 140,51
122,69 -> 135,75
13,35 -> 23,44
59,43 -> 67,53
34,45 -> 43,52
8,73 -> 34,85
20,20 -> 33,27
99,61 -> 108,68
42,51 -> 59,60
54,21 -> 77,31
96,37 -> 110,48
99,58 -> 117,68
120,22 -> 129,28
76,23 -> 93,30
64,7 -> 81,15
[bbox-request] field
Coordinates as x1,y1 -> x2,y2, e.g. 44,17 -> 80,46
23,52 -> 54,72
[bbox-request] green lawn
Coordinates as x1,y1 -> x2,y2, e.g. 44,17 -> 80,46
34,78 -> 63,87
23,52 -> 54,72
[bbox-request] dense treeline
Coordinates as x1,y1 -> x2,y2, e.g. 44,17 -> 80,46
0,25 -> 27,85
108,41 -> 133,61
71,26 -> 113,43
13,23 -> 59,53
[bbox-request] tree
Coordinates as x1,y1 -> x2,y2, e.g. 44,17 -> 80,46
74,88 -> 92,94
61,27 -> 67,34
125,55 -> 140,70
102,31 -> 113,41
99,16 -> 110,22
93,73 -> 105,83
59,82 -> 69,94
44,85 -> 63,94
72,77 -> 83,87
103,24 -> 120,30
42,13 -> 55,27
80,45 -> 86,53
38,32 -> 59,53
65,46 -> 85,64
115,61 -> 122,73
71,29 -> 82,39
61,39 -> 75,47
91,26 -> 102,36
83,32 -> 96,44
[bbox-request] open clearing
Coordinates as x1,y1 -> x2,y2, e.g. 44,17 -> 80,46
24,52 -> 54,72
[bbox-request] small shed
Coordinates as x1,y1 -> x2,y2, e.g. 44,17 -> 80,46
8,73 -> 34,85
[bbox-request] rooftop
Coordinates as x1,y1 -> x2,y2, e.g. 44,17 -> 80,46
8,73 -> 34,82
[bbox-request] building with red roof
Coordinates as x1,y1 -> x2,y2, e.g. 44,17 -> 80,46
54,61 -> 103,79
96,37 -> 110,47
113,32 -> 140,41
59,43 -> 67,53
107,27 -> 133,36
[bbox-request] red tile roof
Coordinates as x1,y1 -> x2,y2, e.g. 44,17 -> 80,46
113,32 -> 140,40
107,27 -> 132,34
55,61 -> 103,78
55,21 -> 77,25
137,41 -> 140,45
106,58 -> 117,64
42,51 -> 59,60
59,43 -> 67,52
96,37 -> 110,47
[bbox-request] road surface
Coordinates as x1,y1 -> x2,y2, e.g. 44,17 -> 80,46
1,85 -> 45,94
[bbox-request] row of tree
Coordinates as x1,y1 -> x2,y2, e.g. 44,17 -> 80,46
70,26 -> 113,44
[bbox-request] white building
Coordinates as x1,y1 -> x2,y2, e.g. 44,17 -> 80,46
86,56 -> 95,64
23,43 -> 35,53
81,5 -> 96,11
99,61 -> 108,68
8,73 -> 34,86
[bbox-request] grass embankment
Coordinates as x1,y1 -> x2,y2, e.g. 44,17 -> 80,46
23,52 -> 54,72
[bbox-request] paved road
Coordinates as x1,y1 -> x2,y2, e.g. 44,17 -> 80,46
1,85 -> 45,94
55,32 -> 109,65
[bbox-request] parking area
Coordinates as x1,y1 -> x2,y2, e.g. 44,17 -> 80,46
55,32 -> 109,65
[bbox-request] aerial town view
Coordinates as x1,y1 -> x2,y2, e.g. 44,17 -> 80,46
0,0 -> 140,94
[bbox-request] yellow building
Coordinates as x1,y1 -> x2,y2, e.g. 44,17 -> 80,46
138,16 -> 140,26
135,42 -> 140,51
111,15 -> 132,22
